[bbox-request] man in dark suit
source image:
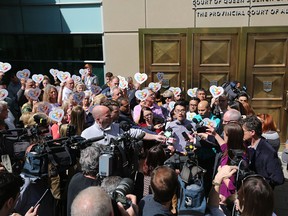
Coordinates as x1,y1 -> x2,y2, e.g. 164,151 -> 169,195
242,115 -> 284,188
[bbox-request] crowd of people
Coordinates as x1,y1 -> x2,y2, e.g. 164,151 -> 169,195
0,64 -> 287,216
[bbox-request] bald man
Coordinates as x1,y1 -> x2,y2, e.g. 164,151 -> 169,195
81,105 -> 166,146
71,187 -> 113,216
192,100 -> 221,130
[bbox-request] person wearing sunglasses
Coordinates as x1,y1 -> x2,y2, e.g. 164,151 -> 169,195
208,165 -> 275,216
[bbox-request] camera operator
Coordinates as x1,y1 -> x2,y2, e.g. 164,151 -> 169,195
67,146 -> 102,216
138,166 -> 178,216
81,105 -> 166,146
71,186 -> 138,216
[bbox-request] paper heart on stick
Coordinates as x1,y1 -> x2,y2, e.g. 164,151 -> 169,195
27,88 -> 41,101
49,69 -> 59,77
118,76 -> 126,82
16,69 -> 30,80
186,112 -> 197,121
209,85 -> 224,98
49,108 -> 64,123
169,87 -> 181,96
37,102 -> 52,114
156,72 -> 164,81
57,71 -> 71,83
0,62 -> 11,73
32,74 -> 44,83
202,118 -> 217,128
119,80 -> 128,90
134,72 -> 148,84
72,75 -> 81,83
168,101 -> 176,111
135,89 -> 149,101
73,92 -> 85,104
90,85 -> 102,95
0,89 -> 8,100
79,69 -> 88,76
187,88 -> 198,97
148,82 -> 161,92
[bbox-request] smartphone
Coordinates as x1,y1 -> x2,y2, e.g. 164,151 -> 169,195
34,189 -> 49,208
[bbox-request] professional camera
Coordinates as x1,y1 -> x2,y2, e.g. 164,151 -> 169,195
222,81 -> 248,101
99,121 -> 143,178
111,178 -> 134,209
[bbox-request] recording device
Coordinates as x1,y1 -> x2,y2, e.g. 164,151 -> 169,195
111,178 -> 133,209
222,81 -> 248,101
164,127 -> 175,145
34,189 -> 49,208
99,121 -> 143,178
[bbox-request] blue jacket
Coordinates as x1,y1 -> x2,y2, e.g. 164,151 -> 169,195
249,138 -> 284,188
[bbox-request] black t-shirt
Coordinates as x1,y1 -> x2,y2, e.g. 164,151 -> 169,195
67,172 -> 101,216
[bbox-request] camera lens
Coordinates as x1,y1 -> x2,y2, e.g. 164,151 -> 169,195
114,178 -> 134,196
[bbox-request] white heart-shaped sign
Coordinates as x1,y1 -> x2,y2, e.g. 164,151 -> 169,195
135,89 -> 149,101
0,62 -> 12,73
27,88 -> 41,101
49,108 -> 64,123
72,75 -> 81,83
169,87 -> 181,96
118,76 -> 126,82
37,102 -> 52,114
79,69 -> 88,76
209,85 -> 224,98
168,101 -> 176,111
148,82 -> 161,92
49,69 -> 59,77
119,80 -> 128,89
16,69 -> 30,80
156,72 -> 164,81
187,88 -> 198,97
134,72 -> 148,84
57,71 -> 71,83
73,92 -> 85,104
90,85 -> 102,95
0,89 -> 8,100
32,74 -> 44,83
186,112 -> 197,121
202,118 -> 217,128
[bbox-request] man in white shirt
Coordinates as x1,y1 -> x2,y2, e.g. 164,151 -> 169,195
81,105 -> 166,146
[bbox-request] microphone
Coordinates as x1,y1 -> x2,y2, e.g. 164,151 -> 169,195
119,121 -> 131,132
182,131 -> 190,141
81,135 -> 105,145
164,127 -> 173,138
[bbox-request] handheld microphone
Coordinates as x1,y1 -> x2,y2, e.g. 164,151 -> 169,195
81,135 -> 105,145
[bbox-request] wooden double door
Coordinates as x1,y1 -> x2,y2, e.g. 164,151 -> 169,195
139,27 -> 288,142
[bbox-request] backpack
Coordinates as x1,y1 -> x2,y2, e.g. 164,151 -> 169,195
177,160 -> 206,216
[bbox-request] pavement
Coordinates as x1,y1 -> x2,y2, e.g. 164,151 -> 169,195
274,152 -> 288,216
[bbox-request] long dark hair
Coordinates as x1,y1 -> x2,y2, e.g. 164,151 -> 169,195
144,145 -> 166,176
238,176 -> 273,216
223,123 -> 246,163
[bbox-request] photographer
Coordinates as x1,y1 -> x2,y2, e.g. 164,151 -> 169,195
67,146 -> 102,216
81,105 -> 166,146
71,186 -> 138,216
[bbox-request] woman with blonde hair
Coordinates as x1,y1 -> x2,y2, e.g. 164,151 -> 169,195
70,105 -> 86,135
42,84 -> 59,109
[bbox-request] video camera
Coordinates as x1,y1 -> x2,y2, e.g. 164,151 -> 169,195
111,178 -> 134,210
222,81 -> 248,101
99,121 -> 143,178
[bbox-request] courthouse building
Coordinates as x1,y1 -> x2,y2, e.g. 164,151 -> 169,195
0,0 -> 287,140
